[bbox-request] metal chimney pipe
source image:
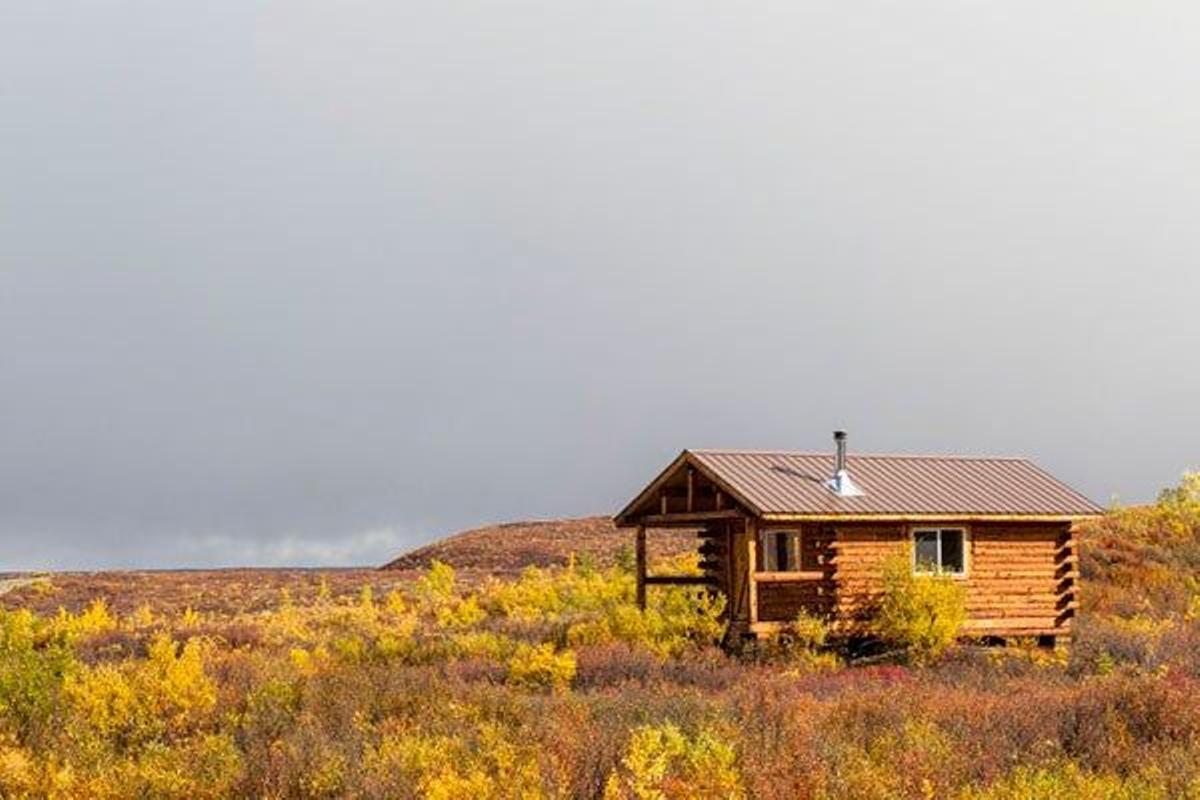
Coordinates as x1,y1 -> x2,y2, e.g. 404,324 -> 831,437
834,430 -> 847,475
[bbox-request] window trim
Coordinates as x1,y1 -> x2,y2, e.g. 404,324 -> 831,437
760,528 -> 802,572
909,525 -> 970,578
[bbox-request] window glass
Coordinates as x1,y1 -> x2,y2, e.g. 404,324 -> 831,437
914,531 -> 940,573
763,530 -> 801,571
940,529 -> 965,574
773,534 -> 789,572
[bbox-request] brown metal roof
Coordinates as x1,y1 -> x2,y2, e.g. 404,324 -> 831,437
619,450 -> 1103,521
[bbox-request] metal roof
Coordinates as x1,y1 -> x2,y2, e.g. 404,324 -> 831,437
621,450 -> 1104,520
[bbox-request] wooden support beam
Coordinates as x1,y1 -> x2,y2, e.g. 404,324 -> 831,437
660,491 -> 668,515
639,510 -> 744,525
686,468 -> 695,512
635,525 -> 646,610
746,518 -> 758,627
715,490 -> 724,510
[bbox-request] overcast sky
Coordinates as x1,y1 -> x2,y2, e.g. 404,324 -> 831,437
3,3 -> 1198,569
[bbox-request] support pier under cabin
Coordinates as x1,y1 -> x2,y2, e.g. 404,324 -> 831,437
614,433 -> 1103,645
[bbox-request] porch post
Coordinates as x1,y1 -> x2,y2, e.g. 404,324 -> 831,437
746,517 -> 758,627
635,524 -> 647,609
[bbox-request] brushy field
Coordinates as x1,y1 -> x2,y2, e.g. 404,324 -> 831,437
2,480 -> 1200,798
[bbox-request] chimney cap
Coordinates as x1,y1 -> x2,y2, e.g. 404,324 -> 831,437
834,430 -> 847,440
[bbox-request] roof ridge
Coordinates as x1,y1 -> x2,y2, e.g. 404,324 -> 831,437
688,449 -> 1030,462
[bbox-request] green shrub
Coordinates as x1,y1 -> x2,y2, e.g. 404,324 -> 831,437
874,551 -> 966,663
0,610 -> 73,746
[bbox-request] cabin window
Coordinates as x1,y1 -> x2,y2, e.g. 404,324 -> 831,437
762,530 -> 802,571
911,528 -> 967,576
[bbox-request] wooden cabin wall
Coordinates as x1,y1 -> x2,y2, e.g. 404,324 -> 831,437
961,522 -> 1076,637
650,514 -> 1078,640
826,524 -> 903,629
755,523 -> 836,621
826,521 -> 1077,638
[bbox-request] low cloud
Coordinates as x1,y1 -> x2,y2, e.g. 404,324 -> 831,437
173,526 -> 410,568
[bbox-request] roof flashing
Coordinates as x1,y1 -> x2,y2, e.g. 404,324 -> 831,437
824,468 -> 865,498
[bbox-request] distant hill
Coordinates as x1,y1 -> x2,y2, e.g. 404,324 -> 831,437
381,516 -> 697,576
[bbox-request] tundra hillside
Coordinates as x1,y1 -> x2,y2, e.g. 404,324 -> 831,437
1,478 -> 1199,798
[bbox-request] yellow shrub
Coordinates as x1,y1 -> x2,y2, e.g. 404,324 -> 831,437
874,552 -> 966,663
418,561 -> 458,604
27,577 -> 55,597
506,644 -> 576,691
603,723 -> 743,800
566,617 -> 615,648
366,723 -> 547,800
289,645 -> 331,676
384,588 -> 410,617
375,626 -> 417,661
0,737 -> 36,795
452,631 -> 515,660
52,599 -> 117,642
962,762 -> 1169,800
65,633 -> 216,744
304,750 -> 347,797
128,604 -> 155,629
436,596 -> 487,630
357,585 -> 378,621
790,610 -> 829,649
0,733 -> 75,799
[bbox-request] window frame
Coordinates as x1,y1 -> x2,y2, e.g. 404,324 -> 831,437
761,528 -> 803,572
909,526 -> 970,578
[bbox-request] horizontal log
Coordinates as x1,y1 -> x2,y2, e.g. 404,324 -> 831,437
753,570 -> 828,583
966,608 -> 1061,618
973,544 -> 1064,552
965,597 -> 1064,606
640,511 -> 745,525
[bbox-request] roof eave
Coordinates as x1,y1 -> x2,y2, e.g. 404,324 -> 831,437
613,449 -> 766,527
758,512 -> 1104,523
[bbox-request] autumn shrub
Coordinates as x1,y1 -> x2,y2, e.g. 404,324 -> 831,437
1080,472 -> 1200,619
507,643 -> 577,691
1152,617 -> 1200,676
365,720 -> 548,799
1070,614 -> 1175,675
4,492 -> 1200,799
1058,673 -> 1200,774
873,552 -> 967,663
602,722 -> 744,800
572,643 -> 660,688
961,762 -> 1172,800
0,609 -> 73,747
65,632 -> 216,747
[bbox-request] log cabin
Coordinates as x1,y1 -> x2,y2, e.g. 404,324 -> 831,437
614,432 -> 1103,646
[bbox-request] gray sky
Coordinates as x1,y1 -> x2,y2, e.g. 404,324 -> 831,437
3,2 -> 1198,569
